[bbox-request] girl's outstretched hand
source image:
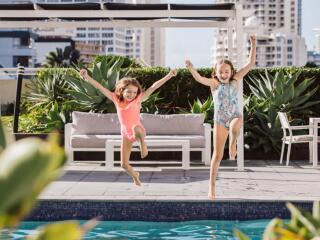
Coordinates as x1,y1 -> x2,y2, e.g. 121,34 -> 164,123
185,60 -> 193,69
249,34 -> 256,45
79,69 -> 88,79
169,69 -> 177,77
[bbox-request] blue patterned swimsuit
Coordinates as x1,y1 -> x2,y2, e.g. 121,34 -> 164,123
211,80 -> 242,129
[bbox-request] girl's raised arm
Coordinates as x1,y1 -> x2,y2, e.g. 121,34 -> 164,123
185,60 -> 218,88
79,69 -> 113,101
142,69 -> 177,101
233,35 -> 257,81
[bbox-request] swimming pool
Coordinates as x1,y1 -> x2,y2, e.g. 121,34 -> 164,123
11,200 -> 310,239
3,219 -> 269,240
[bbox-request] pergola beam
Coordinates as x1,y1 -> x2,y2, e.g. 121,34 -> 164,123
0,20 -> 231,29
0,10 -> 235,18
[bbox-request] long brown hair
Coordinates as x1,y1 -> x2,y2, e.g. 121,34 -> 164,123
114,77 -> 142,101
211,59 -> 236,82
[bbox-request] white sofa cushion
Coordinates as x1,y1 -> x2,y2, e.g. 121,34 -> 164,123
141,113 -> 205,135
71,112 -> 205,136
71,111 -> 120,135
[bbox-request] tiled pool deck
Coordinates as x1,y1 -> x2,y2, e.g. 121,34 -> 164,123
41,160 -> 320,201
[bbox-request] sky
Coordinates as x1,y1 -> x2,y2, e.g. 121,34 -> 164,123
165,0 -> 320,68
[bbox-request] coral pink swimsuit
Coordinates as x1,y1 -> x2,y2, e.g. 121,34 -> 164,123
111,92 -> 145,142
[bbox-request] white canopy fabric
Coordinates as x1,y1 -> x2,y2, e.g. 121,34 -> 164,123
0,2 -> 238,28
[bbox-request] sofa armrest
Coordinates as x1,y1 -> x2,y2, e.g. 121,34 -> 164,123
64,123 -> 74,163
203,123 -> 211,142
203,123 -> 212,165
290,125 -> 313,130
64,123 -> 72,151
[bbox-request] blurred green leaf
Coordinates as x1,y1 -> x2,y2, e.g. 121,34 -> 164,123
286,203 -> 318,236
0,131 -> 66,228
0,119 -> 7,153
234,229 -> 251,240
26,221 -> 82,240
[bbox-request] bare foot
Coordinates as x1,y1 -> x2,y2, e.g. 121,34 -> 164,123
133,172 -> 141,186
208,188 -> 215,200
140,140 -> 148,159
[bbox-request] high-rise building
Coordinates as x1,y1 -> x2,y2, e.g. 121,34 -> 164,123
315,34 -> 320,54
0,30 -> 37,67
141,26 -> 165,67
212,0 -> 307,67
307,51 -> 320,66
34,28 -> 104,65
35,0 -> 165,66
306,31 -> 320,66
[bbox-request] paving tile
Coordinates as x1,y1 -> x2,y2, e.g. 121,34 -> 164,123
40,160 -> 320,201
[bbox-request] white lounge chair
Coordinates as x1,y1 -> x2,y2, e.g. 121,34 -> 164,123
278,112 -> 320,166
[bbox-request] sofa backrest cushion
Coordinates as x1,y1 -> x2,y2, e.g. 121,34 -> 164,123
71,111 -> 120,135
71,112 -> 205,135
141,113 -> 205,135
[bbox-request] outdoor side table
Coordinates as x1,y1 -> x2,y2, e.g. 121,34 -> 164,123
105,139 -> 190,170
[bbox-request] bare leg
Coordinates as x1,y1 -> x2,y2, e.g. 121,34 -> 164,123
133,125 -> 148,158
121,136 -> 141,186
209,123 -> 229,200
228,117 -> 243,160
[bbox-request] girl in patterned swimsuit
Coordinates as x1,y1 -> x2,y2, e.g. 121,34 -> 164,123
186,35 -> 256,200
80,69 -> 177,186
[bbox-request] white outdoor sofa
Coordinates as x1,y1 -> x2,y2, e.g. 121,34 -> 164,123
65,111 -> 212,169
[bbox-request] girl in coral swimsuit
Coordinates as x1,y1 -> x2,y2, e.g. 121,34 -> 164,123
80,69 -> 177,186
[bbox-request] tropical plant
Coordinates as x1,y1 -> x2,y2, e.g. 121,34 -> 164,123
44,46 -> 83,68
24,68 -> 72,110
93,54 -> 143,68
244,94 -> 283,153
180,96 -> 214,124
0,120 -> 97,239
38,101 -> 69,133
244,69 -> 320,153
65,56 -> 130,113
235,201 -> 320,240
141,91 -> 163,114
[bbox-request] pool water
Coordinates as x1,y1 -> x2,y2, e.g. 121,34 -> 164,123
1,219 -> 270,240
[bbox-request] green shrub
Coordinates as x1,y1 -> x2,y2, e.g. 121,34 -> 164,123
130,67 -> 212,113
20,66 -> 320,154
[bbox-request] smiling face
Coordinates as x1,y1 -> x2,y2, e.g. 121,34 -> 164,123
122,84 -> 139,102
215,63 -> 233,83
115,77 -> 142,102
